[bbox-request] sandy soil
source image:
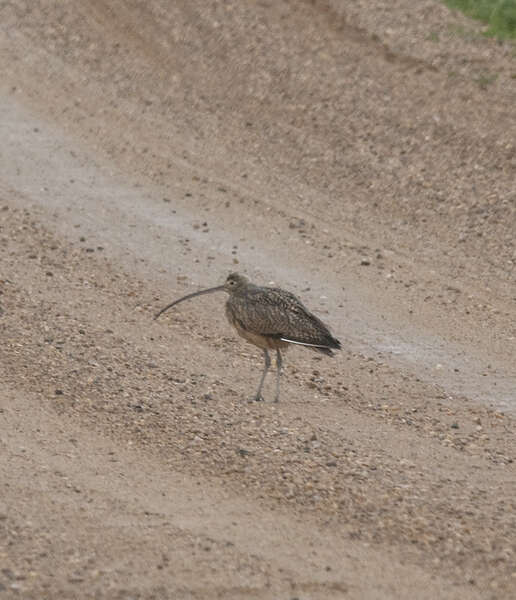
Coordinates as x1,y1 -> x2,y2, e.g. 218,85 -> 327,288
1,1 -> 515,598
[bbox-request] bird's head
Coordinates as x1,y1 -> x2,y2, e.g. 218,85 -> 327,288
223,272 -> 249,294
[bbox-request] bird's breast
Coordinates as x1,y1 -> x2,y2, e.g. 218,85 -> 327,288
225,297 -> 288,350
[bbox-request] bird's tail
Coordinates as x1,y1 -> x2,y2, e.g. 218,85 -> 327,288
279,335 -> 341,355
314,346 -> 336,357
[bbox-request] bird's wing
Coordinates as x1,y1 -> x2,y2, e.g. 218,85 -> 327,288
230,288 -> 340,349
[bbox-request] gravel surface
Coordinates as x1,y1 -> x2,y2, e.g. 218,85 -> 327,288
0,1 -> 515,598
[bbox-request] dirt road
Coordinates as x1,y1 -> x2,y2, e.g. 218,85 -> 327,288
1,1 -> 515,598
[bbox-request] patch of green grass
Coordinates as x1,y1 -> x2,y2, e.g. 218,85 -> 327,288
447,23 -> 484,40
443,0 -> 516,40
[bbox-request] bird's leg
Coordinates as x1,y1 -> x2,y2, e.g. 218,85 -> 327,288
274,349 -> 282,403
253,349 -> 270,401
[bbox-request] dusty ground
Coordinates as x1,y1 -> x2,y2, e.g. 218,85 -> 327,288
1,1 -> 515,598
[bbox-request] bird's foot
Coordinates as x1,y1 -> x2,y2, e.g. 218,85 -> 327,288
248,393 -> 265,403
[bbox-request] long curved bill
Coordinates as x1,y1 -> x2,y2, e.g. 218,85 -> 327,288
154,285 -> 225,320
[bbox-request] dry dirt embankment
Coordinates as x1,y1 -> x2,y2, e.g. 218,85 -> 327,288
1,1 -> 515,598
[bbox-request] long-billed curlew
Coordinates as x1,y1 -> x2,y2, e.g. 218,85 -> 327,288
154,273 -> 341,402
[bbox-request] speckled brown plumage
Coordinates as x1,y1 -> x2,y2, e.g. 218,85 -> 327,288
155,272 -> 341,402
225,275 -> 340,354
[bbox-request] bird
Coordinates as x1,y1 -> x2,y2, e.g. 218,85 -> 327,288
154,272 -> 341,402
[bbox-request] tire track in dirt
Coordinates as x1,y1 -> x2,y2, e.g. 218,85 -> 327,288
0,196 -> 514,598
1,93 -> 514,413
1,1 -> 515,598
